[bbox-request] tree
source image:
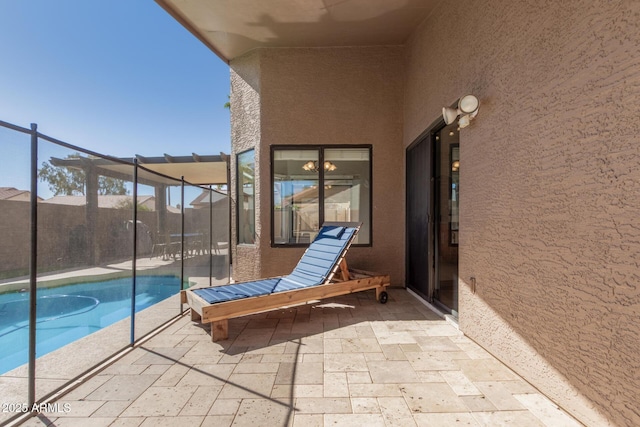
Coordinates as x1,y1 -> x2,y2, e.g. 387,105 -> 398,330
38,160 -> 85,196
98,176 -> 128,195
38,153 -> 129,196
114,198 -> 152,211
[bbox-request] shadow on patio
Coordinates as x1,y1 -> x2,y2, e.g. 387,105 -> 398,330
18,290 -> 582,427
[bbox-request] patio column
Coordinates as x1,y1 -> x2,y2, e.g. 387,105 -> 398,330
85,164 -> 98,265
155,184 -> 167,234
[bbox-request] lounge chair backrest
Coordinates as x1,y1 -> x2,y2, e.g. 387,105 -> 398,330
285,224 -> 359,287
191,223 -> 360,304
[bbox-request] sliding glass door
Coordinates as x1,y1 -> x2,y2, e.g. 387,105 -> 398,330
406,122 -> 459,316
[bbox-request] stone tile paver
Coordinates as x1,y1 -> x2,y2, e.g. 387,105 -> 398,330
208,398 -> 241,415
401,383 -> 469,413
217,373 -> 276,399
179,385 -> 223,415
292,414 -> 322,426
120,386 -> 197,417
414,412 -> 480,426
200,415 -> 235,427
139,416 -> 204,427
474,381 -> 527,411
85,374 -> 159,402
90,400 -> 131,418
28,290 -> 583,427
351,397 -> 379,413
378,396 -> 417,427
176,364 -> 235,387
514,393 -> 584,427
47,417 -> 114,426
472,410 -> 546,426
295,397 -> 351,414
440,370 -> 482,396
131,347 -> 189,365
324,353 -> 367,372
110,418 -> 146,427
324,413 -> 386,426
367,360 -> 421,384
232,398 -> 292,427
323,372 -> 348,397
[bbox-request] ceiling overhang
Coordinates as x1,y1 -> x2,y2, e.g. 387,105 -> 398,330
155,0 -> 441,62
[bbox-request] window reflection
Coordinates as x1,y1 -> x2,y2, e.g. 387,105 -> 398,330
237,150 -> 255,244
273,149 -> 319,244
272,147 -> 371,245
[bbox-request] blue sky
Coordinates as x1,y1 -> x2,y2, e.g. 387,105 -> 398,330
0,1 -> 230,160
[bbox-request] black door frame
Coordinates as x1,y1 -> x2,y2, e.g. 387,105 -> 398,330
405,117 -> 448,304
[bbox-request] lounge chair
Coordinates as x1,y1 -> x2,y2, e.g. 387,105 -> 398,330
181,222 -> 390,341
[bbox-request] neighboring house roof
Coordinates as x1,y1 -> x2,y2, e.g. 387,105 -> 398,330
0,187 -> 42,201
41,195 -> 156,209
190,189 -> 228,207
0,187 -> 28,200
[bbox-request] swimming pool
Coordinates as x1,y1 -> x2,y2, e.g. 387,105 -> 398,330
0,275 -> 180,375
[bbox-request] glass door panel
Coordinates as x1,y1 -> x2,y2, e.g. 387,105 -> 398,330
434,125 -> 459,315
406,137 -> 433,300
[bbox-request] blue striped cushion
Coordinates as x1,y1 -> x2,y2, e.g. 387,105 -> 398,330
192,225 -> 356,304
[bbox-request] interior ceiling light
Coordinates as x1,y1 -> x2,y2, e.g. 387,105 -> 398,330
302,161 -> 316,171
442,94 -> 480,129
302,161 -> 337,172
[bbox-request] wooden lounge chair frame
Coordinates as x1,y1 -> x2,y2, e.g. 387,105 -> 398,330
181,223 -> 390,341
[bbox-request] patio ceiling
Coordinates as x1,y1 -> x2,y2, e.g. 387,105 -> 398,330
155,0 -> 442,62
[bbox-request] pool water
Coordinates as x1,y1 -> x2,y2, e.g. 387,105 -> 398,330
0,275 -> 180,374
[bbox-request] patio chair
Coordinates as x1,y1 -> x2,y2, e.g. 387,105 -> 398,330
181,222 -> 390,341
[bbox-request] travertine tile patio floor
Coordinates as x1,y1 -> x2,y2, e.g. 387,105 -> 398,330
20,290 -> 582,426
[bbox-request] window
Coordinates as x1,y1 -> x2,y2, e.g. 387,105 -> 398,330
237,149 -> 255,244
272,146 -> 371,245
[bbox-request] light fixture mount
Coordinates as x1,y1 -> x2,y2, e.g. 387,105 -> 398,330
442,94 -> 480,129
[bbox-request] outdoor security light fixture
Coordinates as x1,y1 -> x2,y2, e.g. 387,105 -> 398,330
443,94 -> 480,129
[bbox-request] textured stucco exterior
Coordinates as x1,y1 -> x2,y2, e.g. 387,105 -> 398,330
226,2 -> 639,425
231,46 -> 405,285
230,50 -> 263,281
403,1 -> 640,426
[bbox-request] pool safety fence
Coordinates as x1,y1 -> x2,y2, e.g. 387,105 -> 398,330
0,119 -> 230,424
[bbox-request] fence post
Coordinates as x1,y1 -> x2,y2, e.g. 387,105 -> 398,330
28,123 -> 38,406
209,185 -> 213,287
180,178 -> 185,313
130,159 -> 138,344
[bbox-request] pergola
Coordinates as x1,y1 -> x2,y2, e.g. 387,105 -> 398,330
49,152 -> 229,186
48,152 -> 229,264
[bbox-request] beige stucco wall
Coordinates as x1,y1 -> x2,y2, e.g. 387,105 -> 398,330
230,50 -> 263,281
230,46 -> 405,284
404,1 -> 640,426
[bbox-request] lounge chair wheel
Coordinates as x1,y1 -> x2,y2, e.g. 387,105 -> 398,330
379,291 -> 388,304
